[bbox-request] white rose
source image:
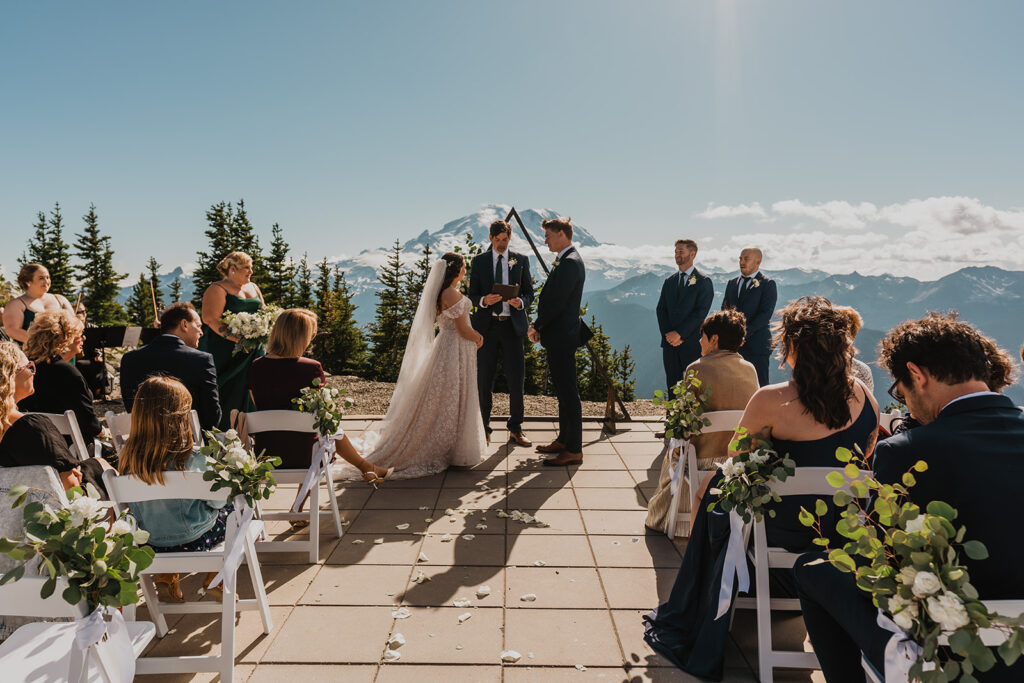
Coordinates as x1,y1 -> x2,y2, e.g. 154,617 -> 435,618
888,594 -> 919,631
722,458 -> 736,478
733,460 -> 746,475
132,529 -> 150,544
899,566 -> 918,586
68,495 -> 105,527
911,571 -> 942,598
926,592 -> 970,631
904,516 -> 926,534
110,519 -> 134,536
225,429 -> 239,440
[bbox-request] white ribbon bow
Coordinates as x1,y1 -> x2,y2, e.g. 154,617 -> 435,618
667,438 -> 690,497
877,610 -> 926,682
715,510 -> 751,619
206,495 -> 254,593
293,435 -> 336,513
69,605 -> 135,683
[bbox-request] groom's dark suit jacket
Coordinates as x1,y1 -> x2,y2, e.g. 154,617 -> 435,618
468,248 -> 534,338
721,271 -> 777,357
533,247 -> 585,349
873,394 -> 1024,599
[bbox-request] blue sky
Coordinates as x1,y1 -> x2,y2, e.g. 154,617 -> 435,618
2,1 -> 1023,281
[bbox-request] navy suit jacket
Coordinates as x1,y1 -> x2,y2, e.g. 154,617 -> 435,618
468,248 -> 534,338
874,394 -> 1024,599
721,272 -> 778,356
533,247 -> 585,350
120,335 -> 222,430
656,268 -> 714,357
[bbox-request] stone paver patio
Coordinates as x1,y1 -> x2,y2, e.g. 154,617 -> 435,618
136,417 -> 825,682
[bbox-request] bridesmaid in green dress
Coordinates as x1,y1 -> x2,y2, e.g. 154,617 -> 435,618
2,264 -> 76,345
199,251 -> 266,430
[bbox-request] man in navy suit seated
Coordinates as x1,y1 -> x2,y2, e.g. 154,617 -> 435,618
721,247 -> 777,386
794,313 -> 1024,682
120,302 -> 221,430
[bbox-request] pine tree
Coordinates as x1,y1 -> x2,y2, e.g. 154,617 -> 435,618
314,257 -> 332,319
262,223 -> 295,306
612,344 -> 637,402
20,211 -> 50,268
45,203 -> 75,297
576,316 -> 616,401
146,256 -> 164,313
313,268 -> 368,375
169,278 -> 183,304
452,231 -> 482,296
294,253 -> 314,308
192,200 -> 265,304
73,204 -> 127,325
365,240 -> 408,382
125,273 -> 155,327
402,244 -> 433,324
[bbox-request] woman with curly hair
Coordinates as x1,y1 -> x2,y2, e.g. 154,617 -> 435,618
643,296 -> 879,679
17,310 -> 104,448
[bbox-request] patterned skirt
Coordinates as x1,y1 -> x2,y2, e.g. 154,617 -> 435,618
152,505 -> 233,554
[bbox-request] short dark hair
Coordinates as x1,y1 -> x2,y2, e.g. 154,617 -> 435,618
542,217 -> 573,240
489,220 -> 511,238
701,310 -> 746,352
675,239 -> 698,253
879,312 -> 1016,390
159,302 -> 198,333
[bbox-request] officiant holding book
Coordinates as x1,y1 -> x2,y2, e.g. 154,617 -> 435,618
469,220 -> 535,447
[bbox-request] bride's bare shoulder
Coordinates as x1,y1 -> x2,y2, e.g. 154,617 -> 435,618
440,288 -> 461,309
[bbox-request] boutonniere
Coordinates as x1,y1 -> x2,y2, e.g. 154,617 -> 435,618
552,258 -> 562,269
750,278 -> 760,289
507,257 -> 518,268
688,274 -> 697,286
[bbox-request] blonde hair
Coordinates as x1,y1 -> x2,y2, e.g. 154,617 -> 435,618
267,308 -> 318,357
0,342 -> 22,439
835,305 -> 864,339
120,376 -> 195,485
24,310 -> 83,362
216,251 -> 252,277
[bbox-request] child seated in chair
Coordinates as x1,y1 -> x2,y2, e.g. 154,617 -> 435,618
119,375 -> 230,601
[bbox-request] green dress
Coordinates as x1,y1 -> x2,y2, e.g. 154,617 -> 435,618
199,293 -> 265,430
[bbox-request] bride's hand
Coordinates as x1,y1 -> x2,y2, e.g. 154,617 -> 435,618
474,333 -> 484,349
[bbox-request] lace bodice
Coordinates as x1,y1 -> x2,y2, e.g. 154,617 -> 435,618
437,296 -> 471,329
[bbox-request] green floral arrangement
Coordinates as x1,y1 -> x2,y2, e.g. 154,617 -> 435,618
799,448 -> 1024,681
201,429 -> 281,508
707,429 -> 796,524
291,378 -> 352,438
0,484 -> 155,609
652,368 -> 711,441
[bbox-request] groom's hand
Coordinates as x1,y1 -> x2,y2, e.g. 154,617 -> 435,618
665,331 -> 682,347
528,326 -> 540,343
508,297 -> 523,310
482,293 -> 503,306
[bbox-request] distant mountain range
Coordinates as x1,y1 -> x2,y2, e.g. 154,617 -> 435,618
123,205 -> 1024,406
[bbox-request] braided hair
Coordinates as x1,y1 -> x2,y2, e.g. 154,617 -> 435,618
436,252 -> 465,314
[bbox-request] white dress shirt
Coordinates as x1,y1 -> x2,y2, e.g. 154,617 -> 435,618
739,269 -> 761,292
483,249 -> 512,316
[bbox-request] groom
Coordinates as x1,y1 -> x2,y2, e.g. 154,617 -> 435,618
469,220 -> 535,447
528,217 -> 586,466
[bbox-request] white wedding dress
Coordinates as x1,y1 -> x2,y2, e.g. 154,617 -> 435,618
350,262 -> 487,479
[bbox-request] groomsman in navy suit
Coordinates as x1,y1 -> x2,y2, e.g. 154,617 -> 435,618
656,239 -> 714,396
721,248 -> 777,386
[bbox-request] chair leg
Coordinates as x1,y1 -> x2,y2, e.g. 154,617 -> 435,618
139,573 -> 168,636
244,529 -> 273,634
754,535 -> 774,683
323,462 -> 344,538
220,571 -> 237,682
308,481 -> 320,564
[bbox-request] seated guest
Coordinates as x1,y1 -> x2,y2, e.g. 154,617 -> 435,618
1,263 -> 76,345
17,310 -> 104,448
118,376 -> 227,601
72,302 -> 108,399
643,296 -> 879,679
836,305 -> 874,391
0,341 -> 110,492
795,314 -> 1023,682
120,302 -> 221,431
248,308 -> 391,487
645,310 -> 759,534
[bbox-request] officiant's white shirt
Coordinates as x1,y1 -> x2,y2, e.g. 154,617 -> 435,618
482,248 -> 511,316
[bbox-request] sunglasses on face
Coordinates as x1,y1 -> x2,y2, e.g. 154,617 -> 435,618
887,377 -> 905,404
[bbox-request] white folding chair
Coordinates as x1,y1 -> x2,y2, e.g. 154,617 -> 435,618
0,576 -> 155,683
102,469 -> 272,681
29,410 -> 90,460
104,409 -> 203,455
666,409 -> 744,538
730,466 -> 871,683
244,410 -> 344,563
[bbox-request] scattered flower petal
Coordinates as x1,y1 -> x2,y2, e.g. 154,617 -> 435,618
351,539 -> 365,544
417,552 -> 430,563
575,664 -> 588,671
374,538 -> 384,545
461,534 -> 475,540
453,597 -> 472,607
392,607 -> 411,619
501,650 -> 521,663
458,612 -> 472,623
476,585 -> 491,598
455,644 -> 464,650
441,534 -> 454,542
533,560 -> 546,567
424,518 -> 434,523
388,633 -> 406,647
520,593 -> 537,602
419,506 -> 430,511
383,649 -> 401,662
395,523 -> 410,530
476,524 -> 488,530
410,571 -> 430,584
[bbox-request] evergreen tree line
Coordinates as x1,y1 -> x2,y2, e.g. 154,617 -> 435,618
12,199 -> 635,400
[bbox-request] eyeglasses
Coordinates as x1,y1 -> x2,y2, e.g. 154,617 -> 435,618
887,377 -> 905,404
18,360 -> 36,375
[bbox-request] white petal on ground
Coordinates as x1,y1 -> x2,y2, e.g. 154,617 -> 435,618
395,523 -> 410,530
575,664 -> 588,671
476,585 -> 491,598
476,524 -> 488,530
350,539 -> 365,544
455,644 -> 464,650
452,597 -> 472,607
501,650 -> 522,663
410,571 -> 430,584
374,538 -> 384,545
461,534 -> 476,540
441,534 -> 454,542
419,506 -> 430,511
392,607 -> 412,619
388,633 -> 406,647
458,612 -> 472,623
383,649 -> 401,662
417,552 -> 430,562
533,560 -> 546,567
520,594 -> 537,602
424,518 -> 434,523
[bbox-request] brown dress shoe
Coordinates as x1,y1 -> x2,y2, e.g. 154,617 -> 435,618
543,451 -> 583,466
536,440 -> 566,454
508,432 -> 532,447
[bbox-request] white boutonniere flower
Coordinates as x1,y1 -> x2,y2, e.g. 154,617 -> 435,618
751,278 -> 760,288
688,274 -> 697,286
507,257 -> 517,268
552,258 -> 562,269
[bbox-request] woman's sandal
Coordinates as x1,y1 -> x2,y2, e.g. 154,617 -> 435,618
289,519 -> 310,531
154,573 -> 184,602
200,572 -> 223,601
362,466 -> 395,489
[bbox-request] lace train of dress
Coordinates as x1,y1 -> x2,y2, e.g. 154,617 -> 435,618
350,296 -> 487,479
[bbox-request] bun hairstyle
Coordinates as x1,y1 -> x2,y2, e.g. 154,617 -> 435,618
436,252 -> 465,313
216,251 -> 252,277
17,263 -> 46,291
774,296 -> 855,430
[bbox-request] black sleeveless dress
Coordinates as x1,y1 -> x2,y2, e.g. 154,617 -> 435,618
642,391 -> 877,680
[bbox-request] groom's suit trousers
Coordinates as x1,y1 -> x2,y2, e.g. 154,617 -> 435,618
546,345 -> 582,452
477,320 -> 526,433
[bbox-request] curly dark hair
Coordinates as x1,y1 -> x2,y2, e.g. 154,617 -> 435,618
435,252 -> 465,314
773,296 -> 854,429
879,312 -> 1016,391
700,310 -> 746,352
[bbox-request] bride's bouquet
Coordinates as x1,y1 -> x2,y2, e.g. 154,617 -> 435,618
221,305 -> 281,355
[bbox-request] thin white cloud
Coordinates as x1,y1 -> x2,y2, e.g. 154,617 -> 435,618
878,196 -> 1024,236
770,199 -> 879,230
696,202 -> 767,220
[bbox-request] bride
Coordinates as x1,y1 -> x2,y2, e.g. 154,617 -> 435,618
353,252 -> 487,479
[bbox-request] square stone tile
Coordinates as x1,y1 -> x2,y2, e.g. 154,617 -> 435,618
137,667 -> 256,682
569,470 -> 638,488
263,606 -> 393,663
256,537 -> 342,565
580,510 -> 651,536
506,534 -> 593,567
236,563 -> 322,606
142,605 -> 290,665
507,469 -> 572,489
442,470 -> 506,489
347,509 -> 433,535
381,607 -> 504,664
372,473 -> 447,488
376,665 -> 504,682
608,429 -> 659,442
590,536 -> 682,568
505,488 -> 579,511
364,488 -> 442,510
506,452 -> 552,470
428,508 -> 506,535
599,568 -> 678,609
504,667 -> 728,682
612,609 -> 676,668
576,453 -> 627,470
398,565 -> 505,608
504,608 -> 622,666
506,509 -> 585,535
301,564 -> 412,605
505,567 -> 605,609
435,488 -> 507,511
247,664 -> 377,682
614,442 -> 663,458
578,441 -> 620,455
328,486 -> 375,509
419,532 -> 507,566
574,488 -> 647,511
326,533 -> 426,565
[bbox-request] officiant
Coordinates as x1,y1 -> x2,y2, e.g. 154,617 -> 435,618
469,220 -> 534,447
